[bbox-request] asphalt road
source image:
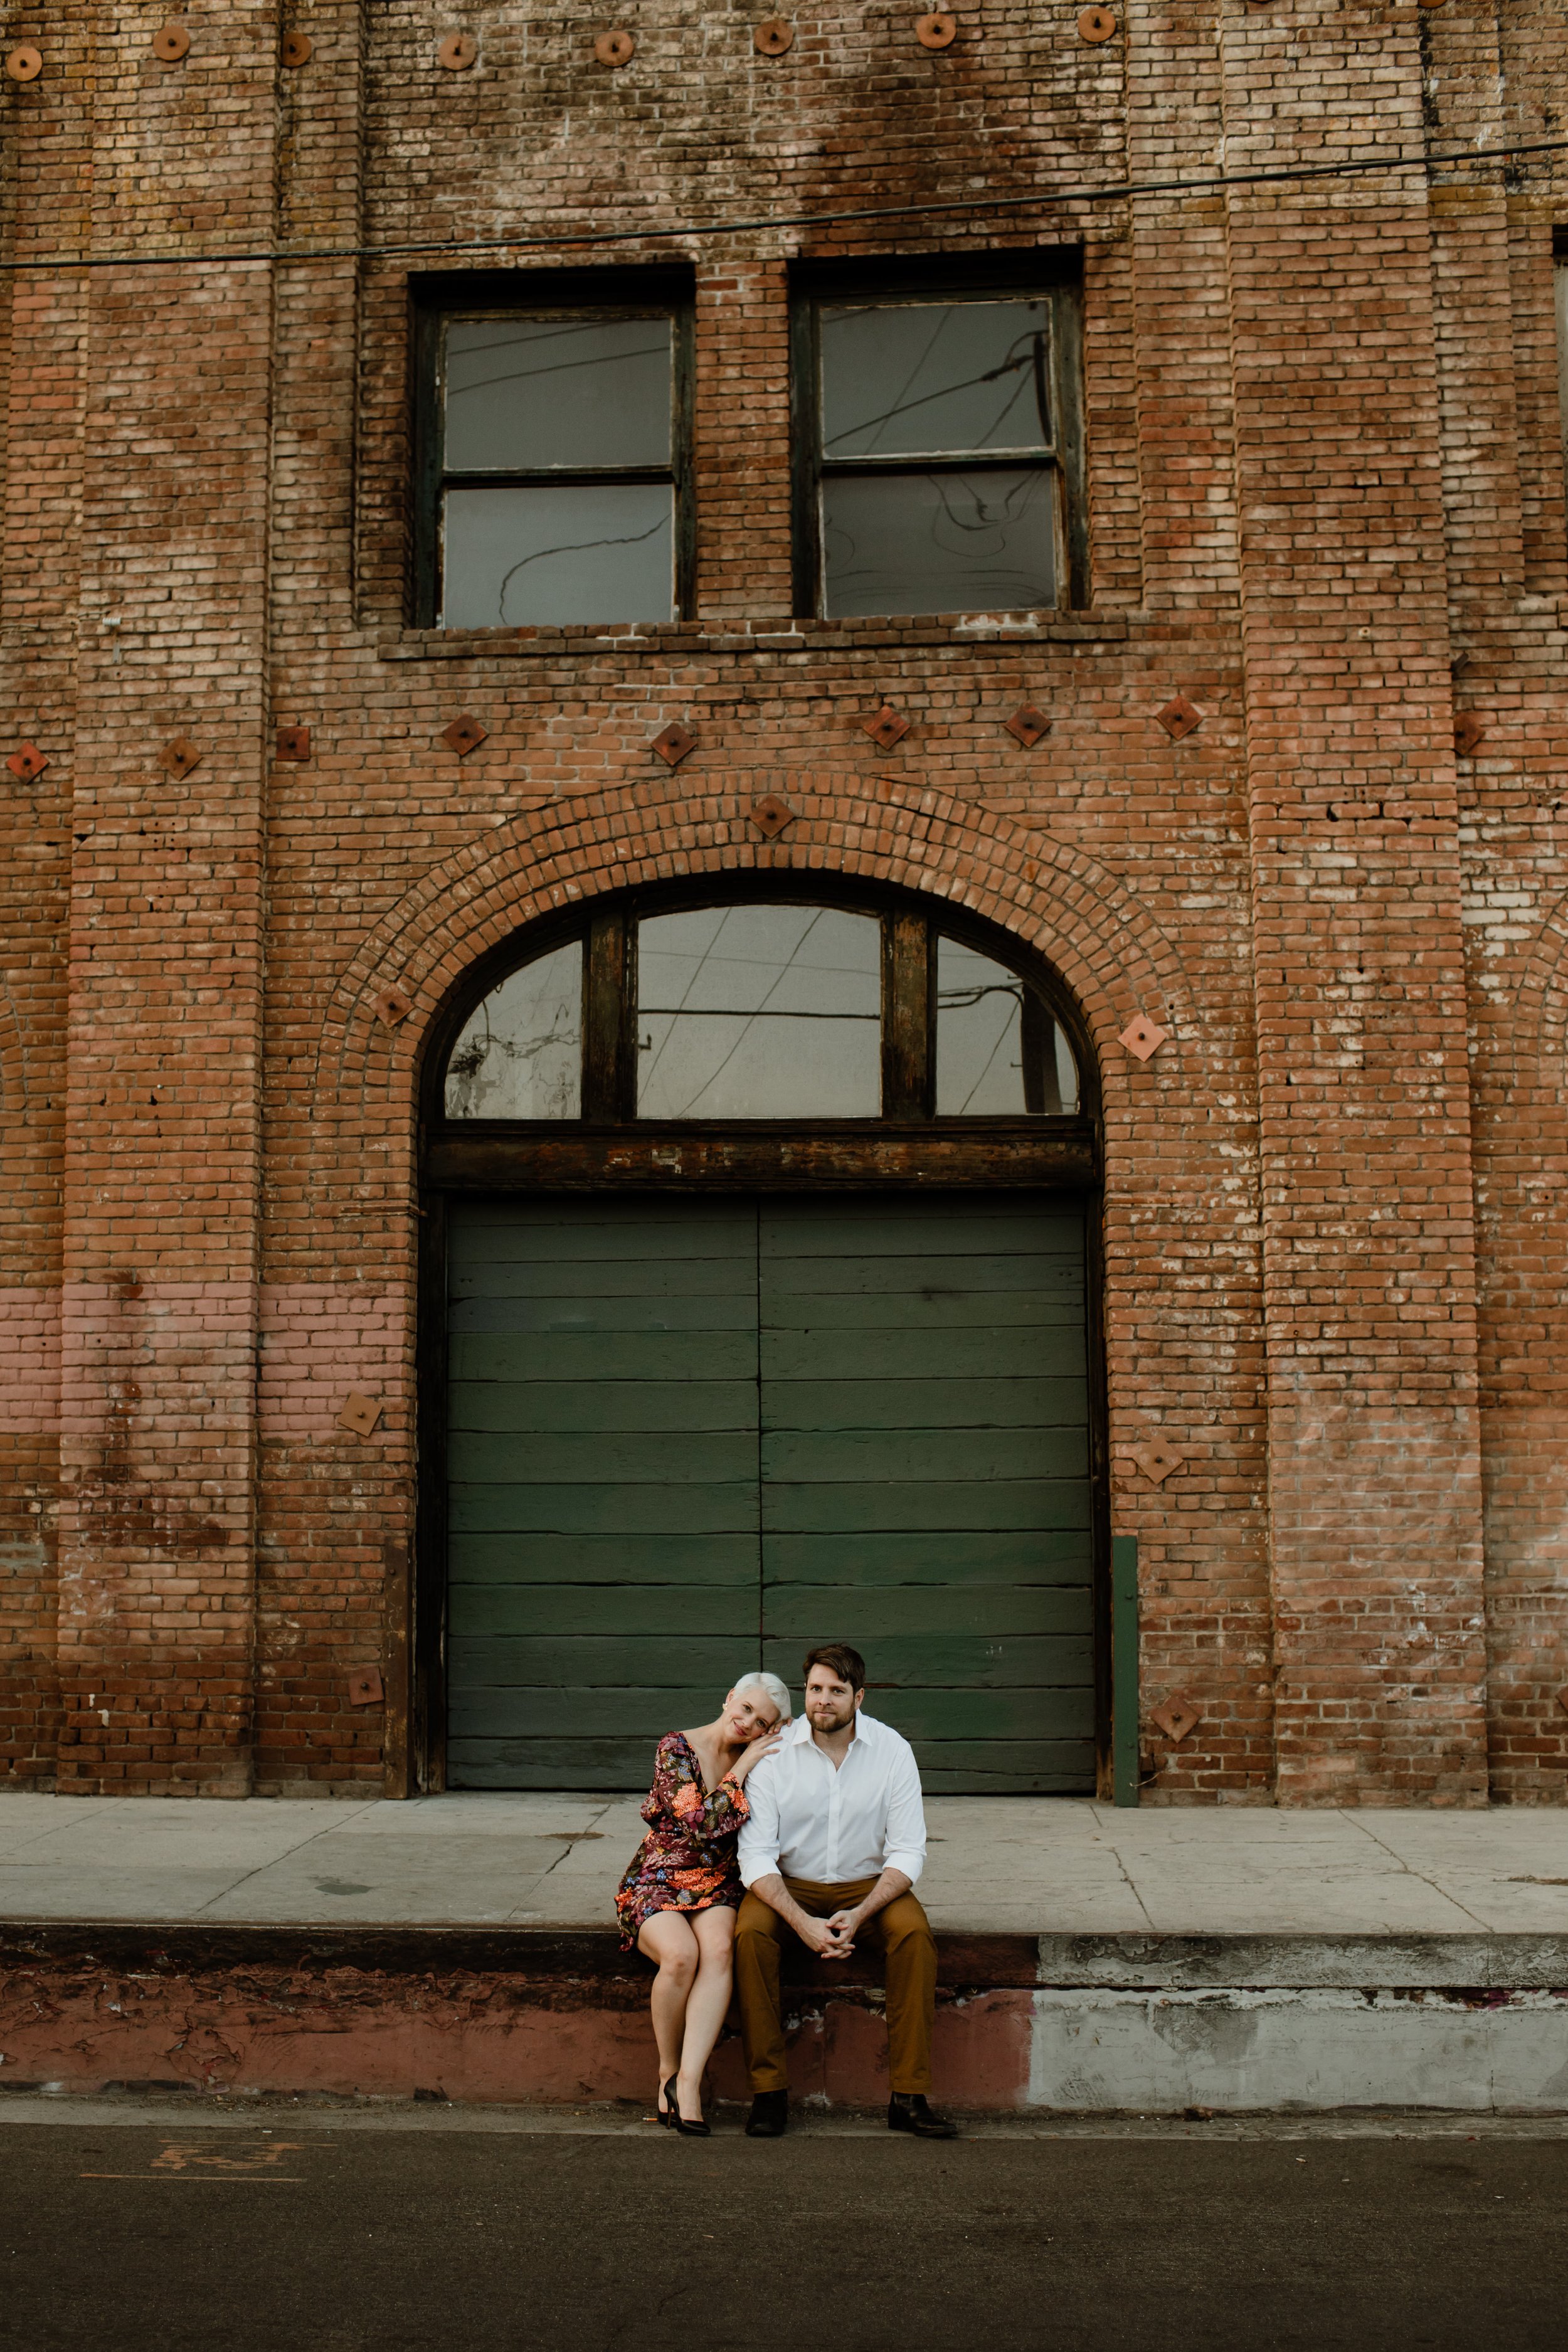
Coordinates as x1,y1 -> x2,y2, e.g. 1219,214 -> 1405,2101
1,2112 -> 1564,2351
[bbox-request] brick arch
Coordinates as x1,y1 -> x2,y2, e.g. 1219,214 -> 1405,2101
1513,879 -> 1568,1076
313,771 -> 1197,1137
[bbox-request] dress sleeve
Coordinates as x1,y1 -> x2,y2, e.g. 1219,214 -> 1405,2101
648,1735 -> 751,1838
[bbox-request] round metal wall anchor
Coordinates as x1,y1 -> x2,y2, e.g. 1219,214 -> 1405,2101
5,44 -> 43,82
438,31 -> 479,68
755,17 -> 794,53
152,22 -> 191,61
1077,6 -> 1117,38
282,30 -> 313,66
594,28 -> 635,65
915,11 -> 957,47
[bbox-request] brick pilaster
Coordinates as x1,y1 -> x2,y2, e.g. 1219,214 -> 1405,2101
55,6 -> 277,1793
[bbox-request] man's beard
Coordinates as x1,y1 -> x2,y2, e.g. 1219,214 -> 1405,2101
808,1700 -> 854,1733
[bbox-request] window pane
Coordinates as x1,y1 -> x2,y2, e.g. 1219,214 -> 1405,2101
822,467 -> 1056,619
637,905 -> 881,1118
936,937 -> 1078,1116
444,315 -> 672,471
821,300 -> 1052,458
442,482 -> 674,627
445,943 -> 583,1120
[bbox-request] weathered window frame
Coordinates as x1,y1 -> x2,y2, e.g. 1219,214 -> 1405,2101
788,252 -> 1089,620
409,266 -> 697,630
420,874 -> 1100,1185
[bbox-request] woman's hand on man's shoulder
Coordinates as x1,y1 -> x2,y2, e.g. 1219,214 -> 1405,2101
731,1725 -> 786,1781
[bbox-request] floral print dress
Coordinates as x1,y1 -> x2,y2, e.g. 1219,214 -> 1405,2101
615,1731 -> 751,1950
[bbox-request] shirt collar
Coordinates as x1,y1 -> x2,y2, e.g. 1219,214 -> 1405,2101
788,1707 -> 869,1752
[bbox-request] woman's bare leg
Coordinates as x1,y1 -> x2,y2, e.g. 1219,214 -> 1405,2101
675,1907 -> 737,2121
638,1911 -> 700,2111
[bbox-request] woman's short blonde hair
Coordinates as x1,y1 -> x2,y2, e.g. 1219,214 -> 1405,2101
732,1669 -> 792,1724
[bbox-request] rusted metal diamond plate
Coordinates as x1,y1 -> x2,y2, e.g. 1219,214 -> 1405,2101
594,28 -> 635,64
915,12 -> 956,48
443,713 -> 487,756
755,17 -> 793,51
1156,693 -> 1202,740
160,736 -> 203,780
1454,711 -> 1486,756
1005,704 -> 1051,748
651,721 -> 696,767
275,725 -> 311,762
337,1391 -> 384,1439
7,741 -> 48,781
1130,1438 -> 1185,1485
750,794 -> 795,839
373,987 -> 411,1028
1152,1693 -> 1200,1743
1118,1015 -> 1168,1062
862,704 -> 910,750
347,1666 -> 384,1706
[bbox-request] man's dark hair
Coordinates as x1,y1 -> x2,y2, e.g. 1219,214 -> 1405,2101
803,1642 -> 866,1693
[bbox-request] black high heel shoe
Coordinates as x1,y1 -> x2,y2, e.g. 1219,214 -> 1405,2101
658,2077 -> 678,2127
672,2079 -> 711,2136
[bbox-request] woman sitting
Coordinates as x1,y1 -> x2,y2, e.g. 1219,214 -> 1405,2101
615,1673 -> 791,2136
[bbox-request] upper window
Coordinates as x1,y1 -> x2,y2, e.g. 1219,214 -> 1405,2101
441,896 -> 1082,1124
793,263 -> 1086,620
413,271 -> 693,629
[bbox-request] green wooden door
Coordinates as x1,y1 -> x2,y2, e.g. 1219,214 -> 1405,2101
445,1198 -> 762,1788
444,1193 -> 1095,1791
758,1196 -> 1094,1793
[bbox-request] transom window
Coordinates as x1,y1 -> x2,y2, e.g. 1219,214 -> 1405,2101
413,270 -> 694,629
792,262 -> 1086,620
441,898 -> 1081,1123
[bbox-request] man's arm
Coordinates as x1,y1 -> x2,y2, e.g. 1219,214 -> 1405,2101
822,1865 -> 911,1947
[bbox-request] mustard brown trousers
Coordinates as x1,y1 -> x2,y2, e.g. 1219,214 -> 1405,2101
733,1874 -> 937,2095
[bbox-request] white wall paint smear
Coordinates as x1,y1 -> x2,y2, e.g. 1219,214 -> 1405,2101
1027,1987 -> 1568,2112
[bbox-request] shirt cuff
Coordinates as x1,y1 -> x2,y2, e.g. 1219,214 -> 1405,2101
882,1848 -> 925,1887
738,1850 -> 779,1890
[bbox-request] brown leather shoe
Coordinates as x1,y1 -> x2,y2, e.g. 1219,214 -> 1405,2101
887,2093 -> 957,2139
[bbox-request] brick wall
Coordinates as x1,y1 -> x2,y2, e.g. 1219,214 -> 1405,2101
2,0 -> 1564,1800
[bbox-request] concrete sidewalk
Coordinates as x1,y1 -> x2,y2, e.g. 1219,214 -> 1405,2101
2,1790 -> 1566,1936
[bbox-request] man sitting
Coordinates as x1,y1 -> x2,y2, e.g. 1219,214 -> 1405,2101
733,1642 -> 956,2139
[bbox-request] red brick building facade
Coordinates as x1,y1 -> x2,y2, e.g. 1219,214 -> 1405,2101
2,0 -> 1565,1804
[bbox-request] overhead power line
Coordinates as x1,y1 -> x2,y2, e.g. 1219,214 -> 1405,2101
3,134 -> 1565,275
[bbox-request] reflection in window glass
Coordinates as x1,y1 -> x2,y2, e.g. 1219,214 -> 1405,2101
816,297 -> 1059,620
637,905 -> 881,1118
823,469 -> 1056,620
438,314 -> 677,628
445,943 -> 583,1119
821,301 -> 1052,459
936,936 -> 1078,1116
445,317 -> 672,471
442,482 -> 674,628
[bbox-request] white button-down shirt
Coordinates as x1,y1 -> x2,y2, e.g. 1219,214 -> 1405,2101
736,1710 -> 927,1890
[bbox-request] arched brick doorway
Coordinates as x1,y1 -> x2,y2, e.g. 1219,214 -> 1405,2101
415,871 -> 1108,1795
